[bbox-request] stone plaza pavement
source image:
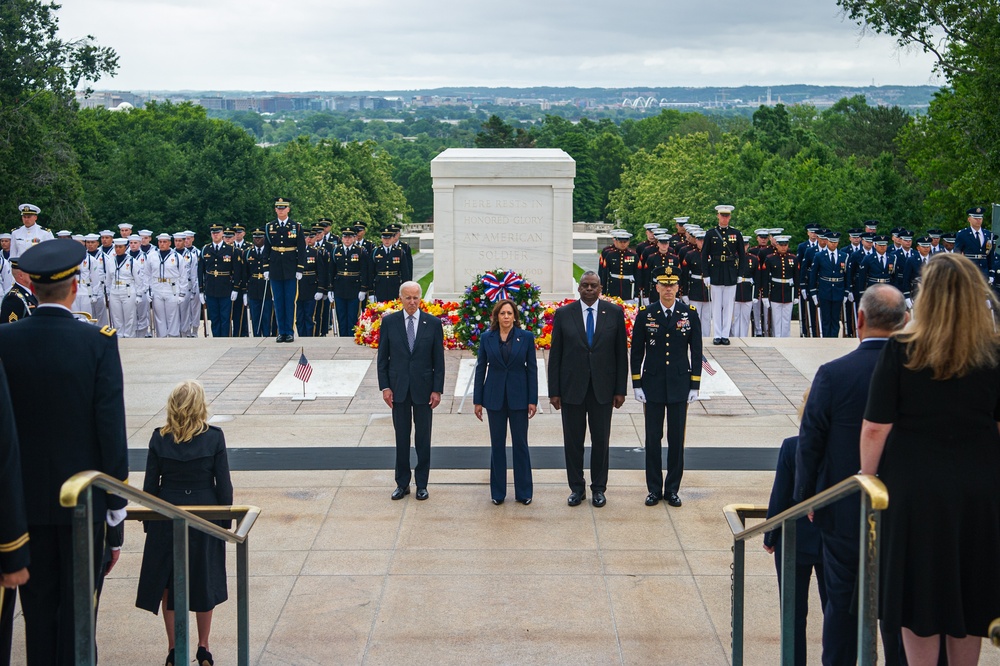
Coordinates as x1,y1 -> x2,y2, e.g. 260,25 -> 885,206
10,335 -> 1000,664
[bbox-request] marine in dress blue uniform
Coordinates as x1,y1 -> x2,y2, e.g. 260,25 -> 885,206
598,230 -> 638,301
700,204 -> 744,344
630,270 -> 702,508
263,197 -> 306,342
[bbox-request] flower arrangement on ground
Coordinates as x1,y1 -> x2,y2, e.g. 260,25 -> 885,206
454,269 -> 544,354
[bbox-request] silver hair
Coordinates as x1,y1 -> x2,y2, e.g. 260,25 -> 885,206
859,284 -> 906,331
398,281 -> 422,297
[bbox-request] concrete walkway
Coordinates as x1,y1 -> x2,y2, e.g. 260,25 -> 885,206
10,336 -> 999,664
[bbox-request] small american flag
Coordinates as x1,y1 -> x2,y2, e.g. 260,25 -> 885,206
294,352 -> 313,383
701,356 -> 717,376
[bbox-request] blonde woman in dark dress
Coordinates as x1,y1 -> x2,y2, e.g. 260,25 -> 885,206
861,253 -> 1000,666
136,381 -> 233,666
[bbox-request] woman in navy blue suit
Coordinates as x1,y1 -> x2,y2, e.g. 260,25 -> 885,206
473,299 -> 538,505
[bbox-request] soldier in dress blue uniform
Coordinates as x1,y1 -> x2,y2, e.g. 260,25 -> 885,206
762,235 -> 798,337
858,235 -> 899,298
263,197 -> 306,343
228,225 -> 250,337
926,228 -> 944,254
599,230 -> 638,301
295,226 -> 328,337
0,259 -> 37,324
953,206 -> 994,282
316,218 -> 337,335
796,223 -> 821,337
371,228 -> 408,303
199,224 -> 240,337
354,222 -> 375,256
244,228 -> 274,337
388,223 -> 413,285
901,236 -> 932,309
630,269 -> 702,508
330,226 -> 371,337
808,231 -> 849,338
0,239 -> 128,666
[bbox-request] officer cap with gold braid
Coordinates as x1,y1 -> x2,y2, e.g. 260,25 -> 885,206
654,267 -> 680,285
17,238 -> 85,284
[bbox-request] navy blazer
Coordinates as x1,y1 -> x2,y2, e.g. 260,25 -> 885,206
473,328 -> 538,411
764,436 -> 822,563
376,309 -> 446,403
795,338 -> 887,535
547,300 -> 628,405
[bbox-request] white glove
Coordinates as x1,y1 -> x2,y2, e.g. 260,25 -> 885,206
133,294 -> 141,305
847,292 -> 855,303
243,294 -> 248,306
368,295 -> 376,303
177,294 -> 186,304
199,294 -> 206,305
230,291 -> 238,301
752,298 -> 759,304
295,272 -> 303,281
263,271 -> 269,281
801,289 -> 808,300
991,276 -> 995,285
762,298 -> 770,308
358,291 -> 366,301
90,294 -> 100,303
811,295 -> 819,305
314,292 -> 323,301
328,292 -> 335,303
703,277 -> 711,287
106,507 -> 127,527
633,388 -> 646,403
687,389 -> 699,404
793,297 -> 799,305
905,297 -> 913,309
843,296 -> 850,304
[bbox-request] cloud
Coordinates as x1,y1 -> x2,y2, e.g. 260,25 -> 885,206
56,0 -> 941,90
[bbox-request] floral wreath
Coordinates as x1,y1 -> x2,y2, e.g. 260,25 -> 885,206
454,269 -> 545,354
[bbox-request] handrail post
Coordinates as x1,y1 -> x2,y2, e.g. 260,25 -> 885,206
71,486 -> 96,666
779,519 -> 797,666
237,538 -> 250,666
857,491 -> 880,666
173,518 -> 190,663
731,539 -> 745,666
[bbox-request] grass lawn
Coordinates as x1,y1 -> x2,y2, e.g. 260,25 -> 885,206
418,270 -> 434,293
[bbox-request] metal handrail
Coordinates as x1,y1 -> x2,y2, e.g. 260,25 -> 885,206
991,618 -> 1000,647
723,474 -> 888,666
59,471 -> 261,666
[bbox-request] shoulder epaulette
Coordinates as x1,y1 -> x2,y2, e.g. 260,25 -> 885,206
7,313 -> 17,323
100,325 -> 116,337
638,305 -> 646,311
690,305 -> 697,311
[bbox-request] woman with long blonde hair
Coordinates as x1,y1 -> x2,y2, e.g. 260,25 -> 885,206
860,253 -> 1000,666
135,381 -> 233,666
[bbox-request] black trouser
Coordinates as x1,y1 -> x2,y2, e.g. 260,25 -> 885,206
643,400 -> 687,495
561,382 -> 612,494
773,543 -> 828,666
392,394 -> 433,489
0,586 -> 16,666
19,523 -> 104,666
819,529 -> 859,666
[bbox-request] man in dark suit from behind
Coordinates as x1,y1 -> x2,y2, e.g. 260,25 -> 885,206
548,271 -> 628,508
0,239 -> 129,665
794,283 -> 907,666
377,281 -> 445,501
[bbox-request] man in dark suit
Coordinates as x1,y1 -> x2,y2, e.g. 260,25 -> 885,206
794,283 -> 907,666
377,281 -> 445,501
548,271 -> 628,507
0,239 -> 129,665
631,269 -> 703,507
0,363 -> 29,666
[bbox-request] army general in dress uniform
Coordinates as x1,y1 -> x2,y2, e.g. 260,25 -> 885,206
630,270 -> 702,508
263,197 -> 306,343
0,239 -> 129,665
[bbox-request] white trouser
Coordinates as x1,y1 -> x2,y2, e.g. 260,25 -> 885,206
691,300 -> 712,337
771,302 -> 793,338
177,291 -> 192,336
188,289 -> 201,335
90,291 -> 109,327
73,292 -> 94,319
732,301 -> 752,338
752,299 -> 767,335
709,283 -> 737,338
135,292 -> 150,336
152,292 -> 182,338
108,290 -> 137,337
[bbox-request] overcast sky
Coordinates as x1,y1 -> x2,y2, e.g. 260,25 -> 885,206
58,0 -> 942,92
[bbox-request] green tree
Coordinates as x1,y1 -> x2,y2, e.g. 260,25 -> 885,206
814,95 -> 911,160
0,0 -> 118,229
474,115 -> 535,148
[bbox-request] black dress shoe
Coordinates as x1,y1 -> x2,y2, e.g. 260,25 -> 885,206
645,492 -> 661,506
165,648 -> 175,666
592,491 -> 606,508
390,486 -> 410,500
517,497 -> 532,505
415,488 -> 429,500
665,492 -> 683,507
492,498 -> 504,505
284,334 -> 294,342
196,646 -> 214,666
567,491 -> 586,506
275,335 -> 284,343
712,337 -> 722,345
721,337 -> 731,346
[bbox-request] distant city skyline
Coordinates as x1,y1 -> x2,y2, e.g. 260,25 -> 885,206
58,0 -> 942,91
